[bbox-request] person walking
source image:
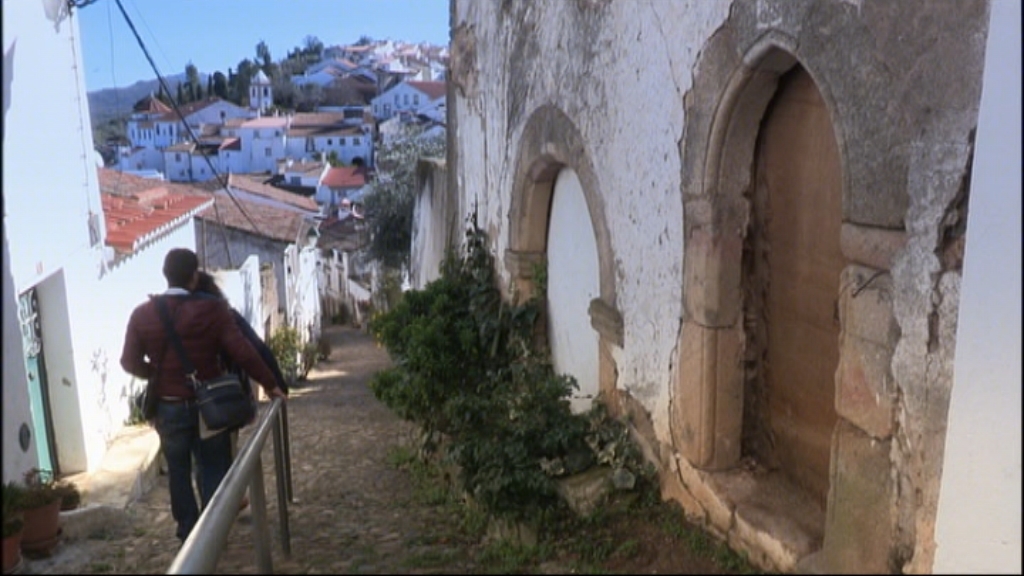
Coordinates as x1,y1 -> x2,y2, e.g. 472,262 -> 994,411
193,270 -> 290,512
120,248 -> 287,544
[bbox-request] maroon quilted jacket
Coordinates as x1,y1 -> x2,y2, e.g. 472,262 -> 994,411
121,293 -> 280,399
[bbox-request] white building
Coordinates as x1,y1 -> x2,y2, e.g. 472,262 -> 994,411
249,69 -> 273,114
371,80 -> 446,121
3,1 -> 213,482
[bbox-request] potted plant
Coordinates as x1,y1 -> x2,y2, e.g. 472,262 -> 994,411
53,480 -> 81,512
15,468 -> 62,558
2,482 -> 26,573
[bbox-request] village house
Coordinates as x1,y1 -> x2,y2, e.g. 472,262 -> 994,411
1,0 -> 228,482
371,80 -> 446,121
427,0 -> 1020,573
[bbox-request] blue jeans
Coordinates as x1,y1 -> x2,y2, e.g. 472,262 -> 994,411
154,400 -> 233,542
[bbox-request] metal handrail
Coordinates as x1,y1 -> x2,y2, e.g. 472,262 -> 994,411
167,397 -> 292,574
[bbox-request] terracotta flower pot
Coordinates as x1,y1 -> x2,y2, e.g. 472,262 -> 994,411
19,499 -> 61,557
2,531 -> 22,574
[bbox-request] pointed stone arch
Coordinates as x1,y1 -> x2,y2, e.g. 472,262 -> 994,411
507,104 -> 623,404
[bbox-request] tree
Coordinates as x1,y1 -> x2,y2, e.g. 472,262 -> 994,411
175,81 -> 186,105
364,133 -> 446,269
212,72 -> 228,99
256,40 -> 272,73
185,62 -> 200,103
356,35 -> 373,46
234,59 -> 255,106
303,35 -> 324,60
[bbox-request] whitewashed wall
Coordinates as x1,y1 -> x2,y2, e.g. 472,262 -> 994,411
62,223 -> 199,472
546,169 -> 600,413
452,0 -> 732,439
211,254 -> 265,340
3,1 -> 106,290
933,2 -> 1022,572
2,232 -> 35,483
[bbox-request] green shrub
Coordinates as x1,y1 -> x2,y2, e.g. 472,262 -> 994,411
369,209 -> 593,522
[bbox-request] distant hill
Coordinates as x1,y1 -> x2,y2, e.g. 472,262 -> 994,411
87,72 -> 208,124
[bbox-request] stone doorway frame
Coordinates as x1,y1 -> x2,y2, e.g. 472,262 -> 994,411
674,33 -> 825,471
675,29 -> 900,572
506,104 -> 624,406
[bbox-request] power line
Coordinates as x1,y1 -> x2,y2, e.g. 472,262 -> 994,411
112,0 -> 265,268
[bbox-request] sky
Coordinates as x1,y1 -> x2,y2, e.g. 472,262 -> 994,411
76,0 -> 450,92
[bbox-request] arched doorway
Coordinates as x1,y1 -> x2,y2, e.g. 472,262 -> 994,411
743,65 -> 843,507
546,168 -> 601,412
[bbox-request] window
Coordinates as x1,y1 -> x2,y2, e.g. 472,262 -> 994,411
276,130 -> 281,137
255,130 -> 260,138
175,153 -> 181,162
414,94 -> 420,105
220,111 -> 226,121
404,94 -> 409,106
265,148 -> 272,157
353,137 -> 361,146
264,87 -> 269,97
327,139 -> 332,145
291,176 -> 301,185
340,138 -> 346,146
394,95 -> 399,105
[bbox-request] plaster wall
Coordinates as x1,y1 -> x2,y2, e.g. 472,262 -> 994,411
3,1 -> 106,293
2,230 -> 36,483
410,158 -> 454,290
547,169 -> 600,412
450,0 -> 995,572
197,220 -> 289,313
451,0 -> 732,439
60,222 -> 199,473
933,1 -> 1022,572
211,255 -> 267,339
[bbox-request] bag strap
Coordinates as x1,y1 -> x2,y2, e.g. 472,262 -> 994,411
155,296 -> 201,387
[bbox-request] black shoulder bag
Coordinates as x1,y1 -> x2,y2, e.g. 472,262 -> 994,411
155,297 -> 257,431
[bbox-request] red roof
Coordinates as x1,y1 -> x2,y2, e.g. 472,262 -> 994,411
199,191 -> 307,244
133,94 -> 172,114
322,166 -> 367,189
102,187 -> 212,254
407,81 -> 446,100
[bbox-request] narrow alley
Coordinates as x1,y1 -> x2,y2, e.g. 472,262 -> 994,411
27,324 -> 487,574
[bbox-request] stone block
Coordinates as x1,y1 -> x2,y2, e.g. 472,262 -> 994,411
555,466 -> 612,518
659,463 -> 705,521
675,454 -> 734,531
836,335 -> 895,439
673,321 -> 744,470
839,265 -> 900,348
821,419 -> 894,574
839,223 -> 906,271
684,227 -> 744,328
503,249 -> 544,280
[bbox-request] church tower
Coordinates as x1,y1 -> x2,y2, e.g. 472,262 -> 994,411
250,69 -> 273,114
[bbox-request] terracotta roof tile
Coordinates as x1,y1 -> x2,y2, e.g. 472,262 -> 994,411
198,191 -> 308,244
101,183 -> 212,254
322,166 -> 368,189
407,81 -> 446,100
227,174 -> 319,211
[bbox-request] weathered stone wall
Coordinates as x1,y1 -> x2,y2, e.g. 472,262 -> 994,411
449,0 -> 991,572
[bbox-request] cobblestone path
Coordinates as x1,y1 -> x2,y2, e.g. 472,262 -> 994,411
29,325 -> 486,574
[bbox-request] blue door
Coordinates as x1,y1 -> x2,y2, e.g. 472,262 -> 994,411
18,288 -> 59,475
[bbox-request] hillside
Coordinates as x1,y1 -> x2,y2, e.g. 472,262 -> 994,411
87,72 -> 208,124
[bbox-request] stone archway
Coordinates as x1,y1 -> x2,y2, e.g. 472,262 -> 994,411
673,33 -> 854,567
507,105 -> 623,409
